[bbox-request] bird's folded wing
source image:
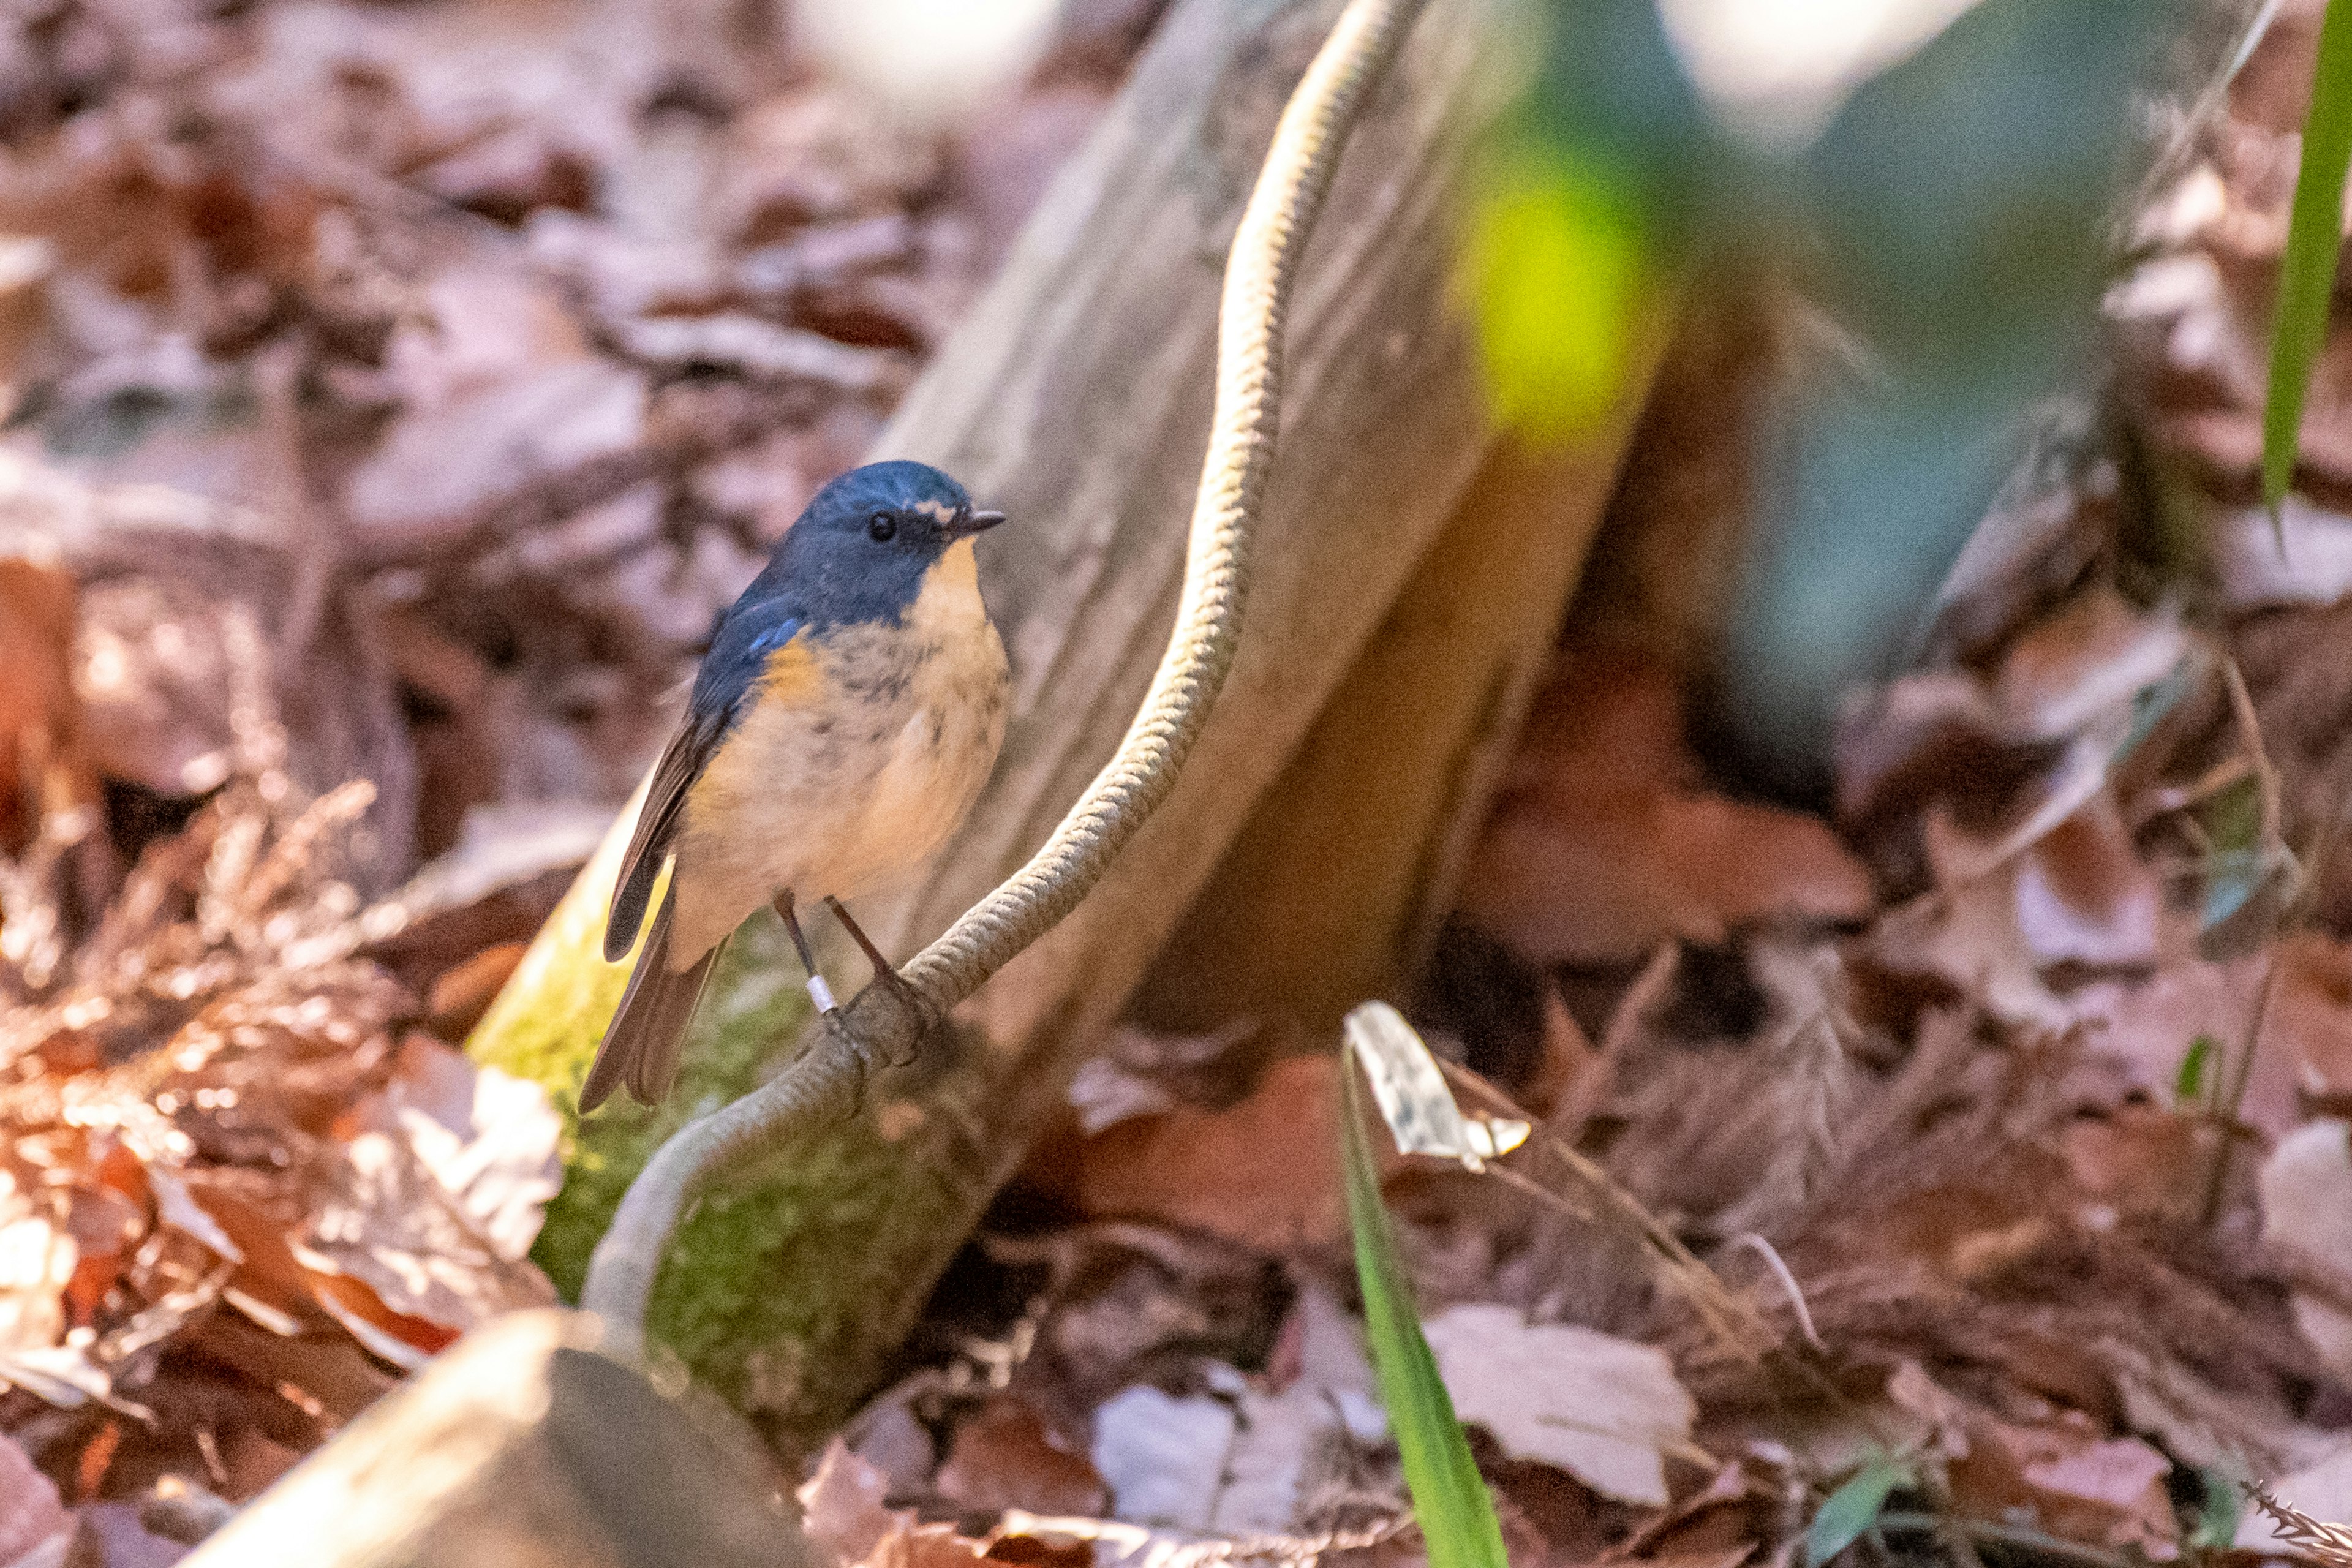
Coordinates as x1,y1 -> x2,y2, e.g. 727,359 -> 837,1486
605,713 -> 722,963
606,611 -> 809,963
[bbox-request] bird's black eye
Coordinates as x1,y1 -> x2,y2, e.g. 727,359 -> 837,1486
867,511 -> 897,541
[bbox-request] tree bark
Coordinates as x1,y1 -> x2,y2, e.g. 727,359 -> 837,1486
181,1311 -> 813,1568
1125,434 -> 1660,1043
470,0 -> 1666,1447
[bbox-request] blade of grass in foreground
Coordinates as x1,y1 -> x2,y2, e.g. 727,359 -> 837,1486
1341,1046 -> 1509,1568
2263,0 -> 2352,514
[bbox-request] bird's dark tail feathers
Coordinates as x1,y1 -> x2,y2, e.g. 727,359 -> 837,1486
580,887 -> 720,1111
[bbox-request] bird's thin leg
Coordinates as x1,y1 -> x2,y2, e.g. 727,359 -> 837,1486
824,896 -> 922,1005
772,890 -> 839,1015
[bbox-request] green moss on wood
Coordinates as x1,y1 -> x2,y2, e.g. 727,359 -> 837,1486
465,820 -> 812,1302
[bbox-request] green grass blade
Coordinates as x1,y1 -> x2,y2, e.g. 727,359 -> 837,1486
2190,1469 -> 2244,1550
2263,0 -> 2352,512
2177,1034 -> 2217,1105
1805,1453 -> 1915,1568
1340,1050 -> 1509,1568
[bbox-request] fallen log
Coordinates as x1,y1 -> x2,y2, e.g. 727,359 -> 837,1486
468,0 -> 1667,1449
179,1310 -> 815,1568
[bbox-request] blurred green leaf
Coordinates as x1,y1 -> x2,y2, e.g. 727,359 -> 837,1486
1520,0 -> 1723,213
2199,774 -> 2277,932
2190,1468 -> 2244,1550
2123,658 -> 2201,758
2263,0 -> 2352,513
1463,143 -> 1647,443
1807,0 -> 2152,369
2177,1034 -> 2217,1106
1806,1452 -> 1915,1568
1340,1044 -> 1507,1568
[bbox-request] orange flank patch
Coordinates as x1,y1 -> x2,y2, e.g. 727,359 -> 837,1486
679,628 -> 824,884
758,629 -> 823,707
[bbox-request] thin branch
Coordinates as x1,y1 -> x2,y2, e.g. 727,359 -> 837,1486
1723,1232 -> 1826,1353
2248,1480 -> 2352,1566
1875,1512 -> 2136,1568
2199,657 -> 2347,1225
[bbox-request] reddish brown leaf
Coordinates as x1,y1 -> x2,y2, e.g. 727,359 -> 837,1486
1948,1412 -> 2178,1559
1072,1055 -> 1348,1250
0,556 -> 83,854
1460,646 -> 1874,965
935,1396 -> 1109,1518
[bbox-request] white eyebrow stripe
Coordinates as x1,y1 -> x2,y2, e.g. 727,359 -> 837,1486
910,499 -> 956,523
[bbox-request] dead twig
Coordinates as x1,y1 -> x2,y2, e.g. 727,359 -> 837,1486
2248,1482 -> 2352,1567
2200,655 -> 2297,1225
1875,1512 -> 2136,1568
1440,1059 -> 1784,1365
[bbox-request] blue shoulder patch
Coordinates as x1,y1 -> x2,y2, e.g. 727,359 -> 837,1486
687,606 -> 804,735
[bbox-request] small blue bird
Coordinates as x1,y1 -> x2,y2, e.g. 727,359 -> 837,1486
581,461 -> 1011,1110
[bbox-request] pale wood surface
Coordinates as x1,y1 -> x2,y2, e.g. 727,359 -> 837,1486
1125,426 -> 1667,1043
183,1311 -> 813,1568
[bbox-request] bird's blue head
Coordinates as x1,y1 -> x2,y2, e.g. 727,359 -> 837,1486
751,459 -> 1005,630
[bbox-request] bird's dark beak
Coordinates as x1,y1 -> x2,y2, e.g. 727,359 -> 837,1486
949,510 -> 1007,538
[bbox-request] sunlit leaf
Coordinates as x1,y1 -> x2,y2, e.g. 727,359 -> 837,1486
2263,0 -> 2352,513
1340,1045 -> 1507,1568
1806,1452 -> 1915,1568
1461,144 -> 1647,445
1344,1001 -> 1527,1167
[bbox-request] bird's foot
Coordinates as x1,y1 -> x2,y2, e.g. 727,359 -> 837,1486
825,897 -> 933,1065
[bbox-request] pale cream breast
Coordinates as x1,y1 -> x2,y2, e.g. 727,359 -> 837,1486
666,538 -> 1008,967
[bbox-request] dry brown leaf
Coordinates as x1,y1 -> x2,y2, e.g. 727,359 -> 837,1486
380,266 -> 595,413
1421,1303 -> 1695,1506
1458,644 -> 1874,966
2063,934 -> 2339,1139
975,1224 -> 1289,1433
1072,1055 -> 1348,1250
1087,1385 -> 1235,1529
0,555 -> 84,854
1992,589 -> 2187,744
366,1035 -> 562,1265
799,1439 -> 993,1568
295,1126 -> 557,1354
715,91 -> 944,241
2261,1121 -> 2352,1384
1128,1283 -> 1392,1536
2005,793 -> 2161,968
1064,1020 -> 1268,1135
341,360 -> 649,562
1839,590 -> 2191,918
0,1167 -> 74,1359
1948,1411 -> 2178,1559
2276,936 -> 2352,1113
0,1429 -> 66,1561
2057,1104 -> 2211,1226
934,1394 -> 1109,1518
799,1439 -> 906,1566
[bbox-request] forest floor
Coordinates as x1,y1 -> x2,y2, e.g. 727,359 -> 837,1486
7,2 -> 2352,1567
